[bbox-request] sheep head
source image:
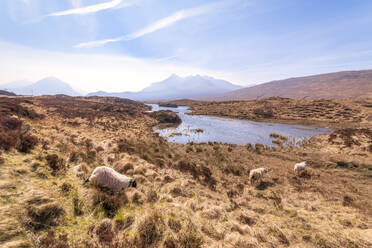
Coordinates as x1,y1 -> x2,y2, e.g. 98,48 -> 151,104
129,179 -> 137,188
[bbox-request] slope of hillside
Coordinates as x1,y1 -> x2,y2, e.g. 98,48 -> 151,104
2,77 -> 81,96
0,90 -> 16,96
88,74 -> 241,101
212,69 -> 372,100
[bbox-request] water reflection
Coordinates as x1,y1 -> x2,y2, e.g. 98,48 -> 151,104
148,104 -> 331,146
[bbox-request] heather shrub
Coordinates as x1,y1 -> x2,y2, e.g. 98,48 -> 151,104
136,210 -> 165,248
253,108 -> 274,118
177,222 -> 204,248
175,161 -> 216,189
0,130 -> 18,151
90,219 -> 116,246
0,115 -> 22,130
114,213 -> 134,231
92,190 -> 129,218
25,202 -> 65,230
39,231 -> 69,248
17,133 -> 38,153
0,115 -> 38,153
45,154 -> 66,175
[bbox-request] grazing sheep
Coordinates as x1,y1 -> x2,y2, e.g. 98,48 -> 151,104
86,166 -> 137,192
249,168 -> 268,184
294,161 -> 307,174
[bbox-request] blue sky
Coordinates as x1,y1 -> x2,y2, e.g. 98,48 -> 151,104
0,0 -> 372,92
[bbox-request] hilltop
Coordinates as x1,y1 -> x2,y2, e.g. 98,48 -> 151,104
211,69 -> 372,100
1,77 -> 81,96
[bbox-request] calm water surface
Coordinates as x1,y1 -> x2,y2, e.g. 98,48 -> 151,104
148,104 -> 331,146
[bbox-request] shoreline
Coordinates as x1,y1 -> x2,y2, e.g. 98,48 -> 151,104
187,111 -> 337,129
186,98 -> 372,130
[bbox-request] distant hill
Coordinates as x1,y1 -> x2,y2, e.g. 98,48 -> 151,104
88,74 -> 242,101
211,69 -> 372,100
0,90 -> 16,96
1,77 -> 81,96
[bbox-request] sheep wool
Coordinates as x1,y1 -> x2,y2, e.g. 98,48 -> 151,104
294,161 -> 307,173
249,167 -> 268,184
89,166 -> 136,192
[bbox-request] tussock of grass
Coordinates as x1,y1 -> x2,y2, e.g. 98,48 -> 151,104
25,202 -> 65,230
92,189 -> 129,218
136,210 -> 164,247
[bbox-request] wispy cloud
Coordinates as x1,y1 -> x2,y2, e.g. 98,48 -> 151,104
47,0 -> 135,17
74,2 -> 221,48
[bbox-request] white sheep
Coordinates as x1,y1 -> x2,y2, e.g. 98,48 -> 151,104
86,166 -> 137,192
249,167 -> 268,184
294,161 -> 307,174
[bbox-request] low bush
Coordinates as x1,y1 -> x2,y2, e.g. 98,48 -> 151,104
253,108 -> 274,118
69,151 -> 79,163
168,217 -> 182,233
175,161 -> 216,189
137,210 -> 164,248
0,115 -> 22,129
45,154 -> 66,175
117,139 -> 135,154
177,222 -> 204,248
147,189 -> 159,203
17,133 -> 38,153
39,231 -> 69,248
0,130 -> 18,151
25,202 -> 65,230
0,115 -> 38,152
114,213 -> 134,231
94,219 -> 115,245
92,190 -> 128,218
60,182 -> 72,193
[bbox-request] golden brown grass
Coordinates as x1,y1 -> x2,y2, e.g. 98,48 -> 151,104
0,95 -> 371,247
189,97 -> 372,129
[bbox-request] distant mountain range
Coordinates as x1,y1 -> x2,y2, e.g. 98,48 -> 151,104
87,74 -> 242,101
210,69 -> 372,100
0,77 -> 81,96
2,69 -> 371,100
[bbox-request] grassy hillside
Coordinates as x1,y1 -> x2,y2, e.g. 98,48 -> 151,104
0,95 -> 371,248
212,69 -> 372,100
190,97 -> 372,129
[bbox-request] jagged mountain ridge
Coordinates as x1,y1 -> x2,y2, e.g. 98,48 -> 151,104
88,74 -> 242,101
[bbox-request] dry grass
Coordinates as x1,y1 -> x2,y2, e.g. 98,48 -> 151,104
0,95 -> 371,247
190,97 -> 372,129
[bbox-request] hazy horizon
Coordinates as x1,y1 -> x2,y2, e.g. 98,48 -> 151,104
1,0 -> 372,92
